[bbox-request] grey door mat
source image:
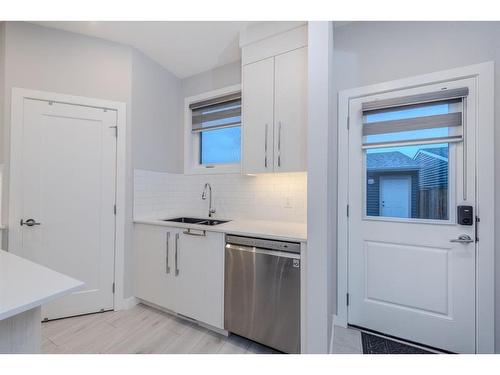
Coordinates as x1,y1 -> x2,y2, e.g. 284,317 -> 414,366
361,332 -> 434,354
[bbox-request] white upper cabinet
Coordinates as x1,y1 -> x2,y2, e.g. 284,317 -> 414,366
241,25 -> 308,174
242,57 -> 275,174
274,47 -> 308,172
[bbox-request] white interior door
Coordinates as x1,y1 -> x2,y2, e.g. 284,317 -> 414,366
348,78 -> 477,353
11,98 -> 117,320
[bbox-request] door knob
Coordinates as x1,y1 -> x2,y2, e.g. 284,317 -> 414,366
450,234 -> 474,244
20,218 -> 41,227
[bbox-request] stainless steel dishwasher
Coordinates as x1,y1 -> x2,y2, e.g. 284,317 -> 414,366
224,235 -> 301,354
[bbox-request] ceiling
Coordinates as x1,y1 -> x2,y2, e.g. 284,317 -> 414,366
32,21 -> 256,79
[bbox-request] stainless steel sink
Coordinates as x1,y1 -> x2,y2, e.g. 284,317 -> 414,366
162,217 -> 229,226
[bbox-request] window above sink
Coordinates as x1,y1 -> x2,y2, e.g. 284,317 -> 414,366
184,84 -> 242,175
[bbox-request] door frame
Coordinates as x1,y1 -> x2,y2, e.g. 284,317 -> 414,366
9,88 -> 128,311
336,62 -> 495,353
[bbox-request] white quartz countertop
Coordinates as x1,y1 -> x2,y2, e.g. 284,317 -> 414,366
0,250 -> 83,321
134,217 -> 307,243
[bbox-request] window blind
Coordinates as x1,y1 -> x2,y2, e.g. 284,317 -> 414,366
190,92 -> 241,133
362,87 -> 468,148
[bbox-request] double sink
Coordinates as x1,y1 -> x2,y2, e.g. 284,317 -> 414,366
163,217 -> 229,226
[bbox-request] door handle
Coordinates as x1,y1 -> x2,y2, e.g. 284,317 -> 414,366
182,229 -> 206,237
20,218 -> 41,227
166,232 -> 171,274
174,233 -> 180,276
450,234 -> 474,244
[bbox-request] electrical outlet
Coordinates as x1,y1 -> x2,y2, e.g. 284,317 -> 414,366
283,195 -> 294,208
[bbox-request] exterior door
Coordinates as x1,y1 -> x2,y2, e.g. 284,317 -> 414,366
348,78 -> 477,353
10,98 -> 117,320
379,176 -> 411,218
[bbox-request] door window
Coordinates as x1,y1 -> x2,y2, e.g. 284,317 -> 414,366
361,88 -> 464,221
366,143 -> 449,220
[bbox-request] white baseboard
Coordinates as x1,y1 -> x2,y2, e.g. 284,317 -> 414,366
120,296 -> 139,310
329,314 -> 337,353
138,299 -> 228,336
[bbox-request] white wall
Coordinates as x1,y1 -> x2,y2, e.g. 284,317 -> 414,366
131,50 -> 182,173
0,23 -> 5,247
306,21 -> 335,353
1,22 -> 181,299
134,169 -> 307,222
0,22 -> 5,161
332,21 -> 500,352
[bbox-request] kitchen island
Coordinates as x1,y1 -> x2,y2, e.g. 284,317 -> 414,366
0,249 -> 83,353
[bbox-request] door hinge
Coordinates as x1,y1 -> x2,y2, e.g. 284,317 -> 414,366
114,205 -> 117,215
110,126 -> 118,137
347,116 -> 350,130
347,204 -> 349,217
346,293 -> 350,306
112,282 -> 115,294
475,216 -> 480,242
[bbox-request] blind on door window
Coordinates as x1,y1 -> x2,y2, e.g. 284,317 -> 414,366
190,92 -> 241,133
362,87 -> 468,148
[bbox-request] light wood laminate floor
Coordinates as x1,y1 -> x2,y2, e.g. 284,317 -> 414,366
41,303 -> 279,354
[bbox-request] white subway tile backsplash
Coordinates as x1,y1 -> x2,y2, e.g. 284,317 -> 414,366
134,169 -> 307,223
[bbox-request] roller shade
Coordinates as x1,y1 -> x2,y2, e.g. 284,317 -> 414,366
190,92 -> 241,133
362,88 -> 468,148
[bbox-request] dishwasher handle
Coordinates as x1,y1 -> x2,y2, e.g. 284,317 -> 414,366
225,243 -> 300,259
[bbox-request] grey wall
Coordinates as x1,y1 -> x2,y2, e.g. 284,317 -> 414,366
332,21 -> 500,352
181,60 -> 241,98
132,50 -> 182,173
1,22 -> 181,299
0,22 -> 5,164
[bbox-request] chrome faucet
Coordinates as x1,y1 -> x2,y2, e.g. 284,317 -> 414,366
202,183 -> 216,218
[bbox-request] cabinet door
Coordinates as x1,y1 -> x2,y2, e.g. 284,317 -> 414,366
133,224 -> 177,312
242,57 -> 275,174
174,229 -> 224,329
274,47 -> 308,172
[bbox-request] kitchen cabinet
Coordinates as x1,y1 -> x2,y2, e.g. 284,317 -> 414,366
242,57 -> 275,174
175,228 -> 224,328
242,46 -> 307,174
133,224 -> 224,329
134,224 -> 177,312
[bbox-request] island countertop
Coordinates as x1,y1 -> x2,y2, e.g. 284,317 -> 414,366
0,249 -> 83,321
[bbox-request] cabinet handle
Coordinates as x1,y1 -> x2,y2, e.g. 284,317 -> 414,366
183,229 -> 206,237
278,121 -> 282,167
165,232 -> 170,274
264,123 -> 268,168
174,233 -> 179,276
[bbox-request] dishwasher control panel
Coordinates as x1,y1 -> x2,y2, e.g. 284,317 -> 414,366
225,235 -> 301,254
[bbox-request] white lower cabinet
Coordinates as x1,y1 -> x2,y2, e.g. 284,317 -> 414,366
134,224 -> 176,312
134,224 -> 224,329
